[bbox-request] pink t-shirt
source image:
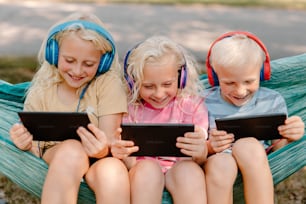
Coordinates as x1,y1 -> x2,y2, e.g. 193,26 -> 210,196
123,96 -> 208,172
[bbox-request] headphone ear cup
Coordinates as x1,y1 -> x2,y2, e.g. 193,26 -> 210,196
97,52 -> 113,76
45,38 -> 59,67
123,50 -> 135,90
261,61 -> 271,81
178,65 -> 187,89
206,59 -> 219,86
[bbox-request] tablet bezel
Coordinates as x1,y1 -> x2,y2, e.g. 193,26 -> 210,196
215,113 -> 286,140
18,111 -> 90,141
121,123 -> 194,157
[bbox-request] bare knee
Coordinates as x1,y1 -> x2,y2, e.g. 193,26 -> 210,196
166,160 -> 204,187
205,153 -> 238,187
45,140 -> 89,171
129,160 -> 164,188
232,138 -> 267,169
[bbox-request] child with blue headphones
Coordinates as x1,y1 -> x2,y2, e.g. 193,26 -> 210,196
9,12 -> 130,204
111,35 -> 209,204
204,31 -> 305,204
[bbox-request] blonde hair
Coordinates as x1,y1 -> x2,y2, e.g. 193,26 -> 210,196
124,35 -> 204,105
28,12 -> 120,96
209,34 -> 266,73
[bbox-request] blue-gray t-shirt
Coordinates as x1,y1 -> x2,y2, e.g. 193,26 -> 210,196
203,86 -> 287,147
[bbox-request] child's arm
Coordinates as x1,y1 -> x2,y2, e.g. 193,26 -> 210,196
272,115 -> 305,150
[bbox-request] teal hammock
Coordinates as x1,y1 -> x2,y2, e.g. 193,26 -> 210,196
0,54 -> 305,204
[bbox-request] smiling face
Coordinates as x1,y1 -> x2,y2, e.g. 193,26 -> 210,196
139,54 -> 179,109
215,63 -> 261,106
57,32 -> 100,90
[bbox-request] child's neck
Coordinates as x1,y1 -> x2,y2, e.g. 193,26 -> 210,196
57,83 -> 79,106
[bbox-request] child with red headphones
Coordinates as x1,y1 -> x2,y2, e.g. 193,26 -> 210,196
111,35 -> 209,204
204,31 -> 304,204
9,13 -> 130,204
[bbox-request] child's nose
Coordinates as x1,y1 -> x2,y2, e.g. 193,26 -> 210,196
235,85 -> 247,95
73,64 -> 83,75
154,87 -> 165,98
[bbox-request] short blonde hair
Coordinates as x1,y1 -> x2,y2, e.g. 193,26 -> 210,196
124,35 -> 204,104
209,34 -> 266,73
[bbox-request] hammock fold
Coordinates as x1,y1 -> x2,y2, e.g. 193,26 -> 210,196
0,54 -> 306,204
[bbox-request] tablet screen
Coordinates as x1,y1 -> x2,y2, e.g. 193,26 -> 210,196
18,111 -> 90,141
121,123 -> 194,157
215,113 -> 286,140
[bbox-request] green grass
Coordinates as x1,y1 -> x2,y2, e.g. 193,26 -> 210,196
0,57 -> 37,84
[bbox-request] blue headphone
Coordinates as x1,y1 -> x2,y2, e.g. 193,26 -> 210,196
123,45 -> 188,90
45,20 -> 116,76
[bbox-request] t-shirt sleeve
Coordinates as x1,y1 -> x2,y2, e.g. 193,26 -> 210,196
96,71 -> 128,116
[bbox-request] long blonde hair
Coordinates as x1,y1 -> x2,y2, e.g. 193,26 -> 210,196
28,12 -> 120,97
124,35 -> 204,105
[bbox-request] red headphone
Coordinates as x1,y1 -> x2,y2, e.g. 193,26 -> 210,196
205,31 -> 271,86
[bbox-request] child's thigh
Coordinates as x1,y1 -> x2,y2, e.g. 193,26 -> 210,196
232,137 -> 267,167
165,160 -> 204,186
85,157 -> 129,187
129,159 -> 164,183
43,139 -> 88,166
205,153 -> 238,183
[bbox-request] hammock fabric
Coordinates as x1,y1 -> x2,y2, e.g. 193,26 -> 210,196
0,54 -> 306,204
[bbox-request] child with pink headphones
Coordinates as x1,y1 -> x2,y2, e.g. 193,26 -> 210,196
204,31 -> 304,204
9,12 -> 130,204
111,35 -> 209,204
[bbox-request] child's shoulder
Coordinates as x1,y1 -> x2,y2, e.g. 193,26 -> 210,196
257,86 -> 283,98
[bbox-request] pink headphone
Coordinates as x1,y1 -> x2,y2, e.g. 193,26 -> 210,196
205,31 -> 271,86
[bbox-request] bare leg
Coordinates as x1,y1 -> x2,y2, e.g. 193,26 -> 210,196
41,140 -> 89,204
166,160 -> 206,204
129,159 -> 164,204
232,138 -> 274,204
85,157 -> 130,204
205,153 -> 238,204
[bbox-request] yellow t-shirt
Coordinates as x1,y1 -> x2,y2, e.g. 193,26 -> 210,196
24,70 -> 127,126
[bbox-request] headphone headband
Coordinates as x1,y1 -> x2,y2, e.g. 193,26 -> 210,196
45,20 -> 116,76
206,31 -> 271,86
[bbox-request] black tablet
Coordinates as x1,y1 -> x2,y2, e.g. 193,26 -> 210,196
18,111 -> 90,141
215,113 -> 286,140
121,123 -> 194,157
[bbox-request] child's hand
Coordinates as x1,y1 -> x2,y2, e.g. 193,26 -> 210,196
208,129 -> 234,153
77,123 -> 108,158
176,126 -> 208,165
110,139 -> 139,159
278,116 -> 305,142
9,123 -> 33,151
110,127 -> 139,159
